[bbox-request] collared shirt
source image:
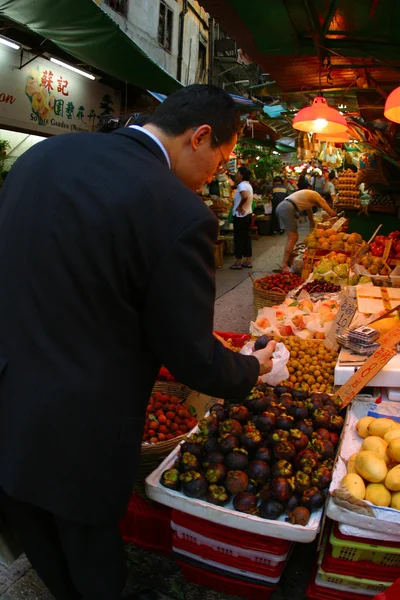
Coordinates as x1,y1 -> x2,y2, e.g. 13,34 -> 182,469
129,125 -> 171,169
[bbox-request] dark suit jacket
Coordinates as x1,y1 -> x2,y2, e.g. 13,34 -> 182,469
0,128 -> 258,525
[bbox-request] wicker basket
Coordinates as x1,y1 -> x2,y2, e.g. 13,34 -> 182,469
253,283 -> 286,317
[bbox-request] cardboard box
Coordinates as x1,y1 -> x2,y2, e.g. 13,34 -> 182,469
356,284 -> 400,313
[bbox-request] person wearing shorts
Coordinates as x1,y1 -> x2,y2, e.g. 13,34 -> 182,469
276,190 -> 336,272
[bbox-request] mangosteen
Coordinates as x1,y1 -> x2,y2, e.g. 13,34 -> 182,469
219,419 -> 243,438
285,494 -> 301,514
254,334 -> 273,351
255,411 -> 276,433
179,471 -> 208,498
254,447 -> 272,464
313,409 -> 331,430
205,463 -> 227,485
275,414 -> 295,431
246,480 -> 259,494
240,426 -> 263,453
273,441 -> 296,462
229,405 -> 251,424
301,487 -> 325,512
179,452 -> 201,473
233,492 -> 258,514
265,391 -> 278,403
331,396 -> 343,410
287,401 -> 308,421
204,450 -> 225,465
289,506 -> 310,526
291,387 -> 308,401
180,440 -> 203,461
323,405 -> 338,417
330,415 -> 344,433
305,397 -> 324,413
289,429 -> 309,452
312,428 -> 331,442
296,419 -> 314,439
198,417 -> 219,438
247,395 -> 271,414
322,458 -> 334,471
294,471 -> 311,495
271,477 -> 292,503
160,468 -> 181,491
312,438 -> 335,461
267,429 -> 289,447
274,384 -> 292,397
210,404 -> 228,422
279,397 -> 294,412
258,482 -> 272,502
225,470 -> 249,494
219,434 -> 240,454
321,394 -> 336,407
272,459 -> 293,478
295,449 -> 319,474
311,466 -> 332,490
206,484 -> 229,506
259,499 -> 284,520
328,432 -> 339,448
224,449 -> 249,471
254,382 -> 268,394
268,403 -> 285,418
248,460 -> 270,484
204,437 -> 219,455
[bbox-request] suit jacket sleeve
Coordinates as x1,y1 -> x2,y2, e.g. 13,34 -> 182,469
143,214 -> 259,399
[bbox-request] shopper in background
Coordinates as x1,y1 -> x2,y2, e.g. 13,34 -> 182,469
271,176 -> 287,235
324,170 -> 338,204
230,166 -> 254,269
312,168 -> 325,194
297,169 -> 310,190
276,189 -> 336,272
0,84 -> 277,600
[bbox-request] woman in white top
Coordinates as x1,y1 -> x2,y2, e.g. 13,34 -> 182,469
230,166 -> 254,269
324,171 -> 338,203
276,189 -> 336,272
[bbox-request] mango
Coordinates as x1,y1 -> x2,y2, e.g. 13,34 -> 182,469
368,418 -> 400,439
365,483 -> 391,507
385,465 -> 400,491
355,451 -> 387,483
356,416 -> 375,439
341,473 -> 366,500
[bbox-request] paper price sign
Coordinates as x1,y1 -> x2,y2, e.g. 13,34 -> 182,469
378,322 -> 400,348
337,345 -> 396,409
331,217 -> 347,232
325,294 -> 357,351
383,239 -> 393,264
301,249 -> 316,280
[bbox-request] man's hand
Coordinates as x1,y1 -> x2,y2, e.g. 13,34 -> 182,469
237,207 -> 245,216
252,340 -> 277,375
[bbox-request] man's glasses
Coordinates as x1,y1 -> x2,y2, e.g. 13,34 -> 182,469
212,133 -> 231,174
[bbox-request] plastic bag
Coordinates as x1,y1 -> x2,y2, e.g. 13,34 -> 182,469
240,342 -> 290,386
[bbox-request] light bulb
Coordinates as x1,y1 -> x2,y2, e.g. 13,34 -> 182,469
313,118 -> 328,131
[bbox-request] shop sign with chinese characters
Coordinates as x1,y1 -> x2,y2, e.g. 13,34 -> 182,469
0,46 -> 120,135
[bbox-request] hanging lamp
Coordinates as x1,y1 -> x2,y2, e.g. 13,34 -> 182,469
316,131 -> 350,143
384,86 -> 400,123
292,95 -> 348,134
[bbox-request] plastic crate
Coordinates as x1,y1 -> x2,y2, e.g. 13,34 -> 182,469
317,566 -> 390,595
119,493 -> 172,554
331,523 -> 400,567
322,541 -> 400,582
306,565 -> 372,600
171,509 -> 291,557
177,558 -> 277,599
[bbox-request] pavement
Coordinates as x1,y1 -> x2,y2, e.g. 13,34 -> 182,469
0,229 -> 316,600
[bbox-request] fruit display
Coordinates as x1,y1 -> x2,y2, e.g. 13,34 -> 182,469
160,386 -> 344,525
253,298 -> 340,341
368,231 -> 400,263
311,251 -> 371,286
254,273 -> 303,295
304,229 -> 364,254
337,169 -> 360,208
340,415 -> 400,508
143,392 -> 198,443
295,279 -> 341,296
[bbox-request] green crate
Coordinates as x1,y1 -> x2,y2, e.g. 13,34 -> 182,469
330,527 -> 400,567
317,566 -> 390,594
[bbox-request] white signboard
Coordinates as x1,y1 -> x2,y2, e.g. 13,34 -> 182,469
0,46 -> 120,135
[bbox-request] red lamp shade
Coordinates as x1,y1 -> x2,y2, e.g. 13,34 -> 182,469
316,131 -> 349,143
384,86 -> 400,123
292,95 -> 348,134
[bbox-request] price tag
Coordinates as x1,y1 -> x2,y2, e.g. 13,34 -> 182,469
382,239 -> 393,264
331,217 -> 347,232
301,249 -> 316,280
337,345 -> 396,409
378,322 -> 400,348
324,294 -> 357,351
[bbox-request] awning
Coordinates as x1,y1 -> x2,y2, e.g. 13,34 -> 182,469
0,0 -> 181,95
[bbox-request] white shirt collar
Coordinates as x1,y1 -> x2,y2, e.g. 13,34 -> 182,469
129,125 -> 171,169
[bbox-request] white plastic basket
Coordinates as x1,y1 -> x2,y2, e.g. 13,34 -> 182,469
316,567 -> 389,596
171,521 -> 290,566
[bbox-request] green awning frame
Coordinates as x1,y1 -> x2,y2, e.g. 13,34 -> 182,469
0,0 -> 182,95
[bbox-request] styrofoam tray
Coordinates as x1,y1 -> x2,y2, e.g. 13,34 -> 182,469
327,397 -> 400,535
339,521 -> 400,543
145,440 -> 323,543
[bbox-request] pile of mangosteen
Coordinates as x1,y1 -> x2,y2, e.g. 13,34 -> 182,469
160,382 -> 344,527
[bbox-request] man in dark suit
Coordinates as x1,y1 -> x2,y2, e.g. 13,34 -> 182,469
0,85 -> 276,599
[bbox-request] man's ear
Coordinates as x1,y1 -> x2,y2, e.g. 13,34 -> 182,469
191,124 -> 212,150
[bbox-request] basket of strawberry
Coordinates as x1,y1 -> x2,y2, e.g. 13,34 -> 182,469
253,273 -> 303,316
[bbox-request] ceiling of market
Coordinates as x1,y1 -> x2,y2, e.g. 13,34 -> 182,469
200,0 -> 400,125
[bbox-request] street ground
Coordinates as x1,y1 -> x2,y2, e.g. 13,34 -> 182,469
0,228 -> 317,600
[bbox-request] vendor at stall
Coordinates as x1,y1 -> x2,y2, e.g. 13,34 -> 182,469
276,189 -> 336,272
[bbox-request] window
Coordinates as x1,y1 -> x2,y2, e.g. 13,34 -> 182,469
104,0 -> 128,18
158,1 -> 173,52
196,41 -> 207,83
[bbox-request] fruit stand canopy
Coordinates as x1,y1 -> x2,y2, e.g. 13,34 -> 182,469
0,0 -> 181,95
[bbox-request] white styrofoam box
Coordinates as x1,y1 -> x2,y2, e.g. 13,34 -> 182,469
335,352 -> 400,387
327,397 -> 400,535
171,521 -> 290,566
146,440 -> 323,543
388,388 -> 400,401
339,521 -> 400,543
172,547 -> 282,584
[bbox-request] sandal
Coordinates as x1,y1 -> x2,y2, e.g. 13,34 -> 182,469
242,261 -> 253,268
229,264 -> 242,270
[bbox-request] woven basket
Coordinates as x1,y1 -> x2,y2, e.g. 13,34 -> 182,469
253,283 -> 286,317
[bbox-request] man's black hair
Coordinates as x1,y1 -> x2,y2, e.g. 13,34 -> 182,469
238,166 -> 252,181
147,84 -> 241,147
